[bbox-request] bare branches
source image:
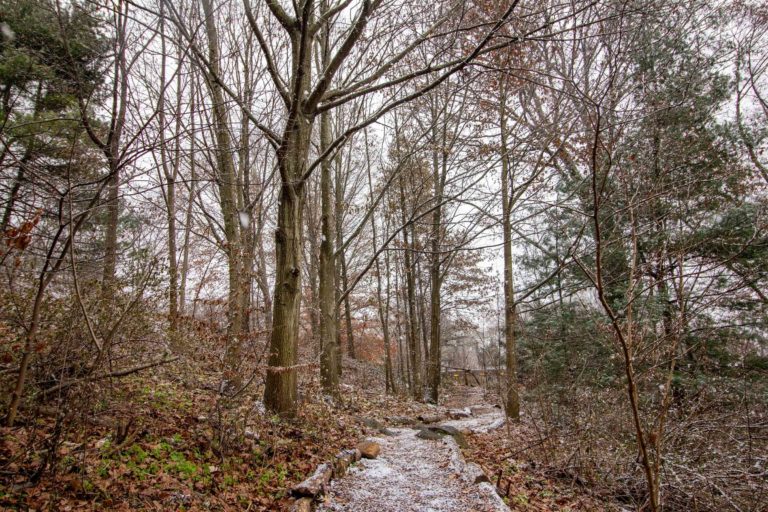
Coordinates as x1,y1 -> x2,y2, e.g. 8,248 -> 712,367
264,0 -> 296,30
243,0 -> 291,106
305,0 -> 377,111
161,0 -> 281,146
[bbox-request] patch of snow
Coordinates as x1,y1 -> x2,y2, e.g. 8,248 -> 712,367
352,458 -> 394,480
442,413 -> 506,434
238,211 -> 250,229
1,23 -> 14,42
252,401 -> 266,415
478,482 -> 509,509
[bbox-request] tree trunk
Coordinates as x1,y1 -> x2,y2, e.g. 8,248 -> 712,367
255,201 -> 272,331
307,199 -> 320,353
264,106 -> 312,415
264,177 -> 306,415
101,163 -> 119,293
380,253 -> 395,394
99,2 -> 129,299
399,176 -> 421,399
158,8 -> 180,337
238,48 -> 255,336
334,161 -> 355,360
500,85 -> 520,421
427,250 -> 441,403
201,0 -> 243,385
394,261 -> 408,391
427,109 -> 446,404
179,79 -> 197,317
366,135 -> 395,393
417,256 -> 430,366
319,105 -> 339,395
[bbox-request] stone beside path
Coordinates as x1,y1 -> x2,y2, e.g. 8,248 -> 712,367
356,441 -> 382,459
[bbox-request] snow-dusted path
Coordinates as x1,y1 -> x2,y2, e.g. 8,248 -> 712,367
317,409 -> 509,512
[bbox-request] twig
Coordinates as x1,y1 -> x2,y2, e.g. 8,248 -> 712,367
40,354 -> 179,396
502,435 -> 552,460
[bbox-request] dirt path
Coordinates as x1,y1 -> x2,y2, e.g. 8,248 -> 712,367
317,396 -> 509,512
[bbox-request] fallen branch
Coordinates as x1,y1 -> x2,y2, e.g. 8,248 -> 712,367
40,354 -> 179,396
502,435 -> 553,460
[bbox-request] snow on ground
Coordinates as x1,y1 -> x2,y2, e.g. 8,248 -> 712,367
442,414 -> 506,434
317,408 -> 509,512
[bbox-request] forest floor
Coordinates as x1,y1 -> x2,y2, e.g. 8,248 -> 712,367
0,357 -> 618,511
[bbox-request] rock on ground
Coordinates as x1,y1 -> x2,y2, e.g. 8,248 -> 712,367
356,441 -> 381,459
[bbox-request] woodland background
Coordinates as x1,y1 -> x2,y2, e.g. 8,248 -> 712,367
0,0 -> 766,510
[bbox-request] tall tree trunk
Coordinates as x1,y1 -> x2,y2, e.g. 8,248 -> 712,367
100,0 -> 129,298
201,0 -> 243,386
165,137 -> 179,336
179,78 -> 198,317
307,198 -> 320,353
238,45 -> 255,335
264,83 -> 313,414
427,111 -> 446,404
399,176 -> 421,399
417,256 -> 430,366
334,161 -> 355,360
239,188 -> 254,335
255,196 -> 272,331
427,221 -> 442,401
264,158 -> 308,415
319,98 -> 340,394
380,250 -> 395,393
158,6 -> 180,337
366,134 -> 395,393
394,260 -> 408,391
500,85 -> 520,421
101,168 -> 119,291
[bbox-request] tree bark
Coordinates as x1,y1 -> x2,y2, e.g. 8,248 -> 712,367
499,83 -> 520,421
158,6 -> 180,337
366,133 -> 395,393
201,0 -> 244,385
319,103 -> 340,394
99,0 -> 129,299
179,78 -> 198,317
427,100 -> 447,404
307,197 -> 320,352
238,42 -> 256,335
263,49 -> 313,413
334,160 -> 355,360
399,175 -> 422,399
264,158 -> 308,415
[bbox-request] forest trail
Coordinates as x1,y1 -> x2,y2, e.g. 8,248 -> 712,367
317,388 -> 509,512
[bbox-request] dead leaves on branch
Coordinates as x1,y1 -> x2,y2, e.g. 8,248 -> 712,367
3,210 -> 41,252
